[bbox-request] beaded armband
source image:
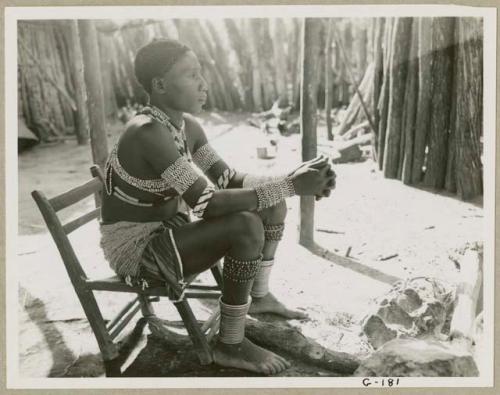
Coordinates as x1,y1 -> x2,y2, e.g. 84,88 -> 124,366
160,156 -> 201,195
192,143 -> 222,173
254,177 -> 295,211
216,168 -> 236,189
192,185 -> 215,218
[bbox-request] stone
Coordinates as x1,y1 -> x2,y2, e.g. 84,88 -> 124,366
396,288 -> 423,313
376,302 -> 414,329
362,315 -> 397,350
354,338 -> 479,377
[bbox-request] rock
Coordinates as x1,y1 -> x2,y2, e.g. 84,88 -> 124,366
413,301 -> 447,335
360,277 -> 455,350
354,338 -> 479,377
377,302 -> 414,329
362,315 -> 397,350
396,288 -> 423,313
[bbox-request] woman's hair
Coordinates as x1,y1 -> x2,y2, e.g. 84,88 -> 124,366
134,38 -> 191,95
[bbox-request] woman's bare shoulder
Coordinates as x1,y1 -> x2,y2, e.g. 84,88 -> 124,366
183,113 -> 207,150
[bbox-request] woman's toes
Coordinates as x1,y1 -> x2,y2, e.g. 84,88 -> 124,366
261,363 -> 272,375
275,359 -> 287,372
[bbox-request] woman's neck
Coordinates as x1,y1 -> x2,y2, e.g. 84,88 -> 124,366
149,100 -> 183,130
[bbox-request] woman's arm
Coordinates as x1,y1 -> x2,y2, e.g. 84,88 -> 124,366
139,121 -> 304,219
186,115 -> 246,189
186,116 -> 336,199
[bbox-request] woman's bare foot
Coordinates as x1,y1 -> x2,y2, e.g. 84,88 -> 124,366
212,337 -> 291,375
248,292 -> 309,319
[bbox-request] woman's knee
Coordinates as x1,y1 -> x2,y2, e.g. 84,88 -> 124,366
227,211 -> 265,249
259,200 -> 287,224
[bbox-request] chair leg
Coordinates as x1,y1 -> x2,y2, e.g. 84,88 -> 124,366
138,294 -> 157,318
104,357 -> 121,377
210,260 -> 224,290
77,288 -> 119,362
173,299 -> 213,365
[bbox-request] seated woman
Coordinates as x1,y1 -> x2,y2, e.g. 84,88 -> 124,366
100,38 -> 336,375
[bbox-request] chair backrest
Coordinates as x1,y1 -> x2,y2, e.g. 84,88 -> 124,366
31,165 -> 104,289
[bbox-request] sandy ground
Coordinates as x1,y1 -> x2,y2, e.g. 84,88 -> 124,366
16,111 -> 484,378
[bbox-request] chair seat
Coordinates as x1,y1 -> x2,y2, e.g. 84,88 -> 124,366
85,274 -> 220,297
85,275 -> 172,296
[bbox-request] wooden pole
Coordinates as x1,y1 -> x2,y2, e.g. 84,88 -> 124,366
68,21 -> 89,145
382,17 -> 412,179
78,20 -> 109,170
423,17 -> 455,189
411,17 -> 434,184
455,18 -> 483,200
299,18 -> 321,248
325,19 -> 334,141
377,18 -> 393,171
372,18 -> 385,151
401,20 -> 419,185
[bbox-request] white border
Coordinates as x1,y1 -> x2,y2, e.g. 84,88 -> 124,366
5,4 -> 497,389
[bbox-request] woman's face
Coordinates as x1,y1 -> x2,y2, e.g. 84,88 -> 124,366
158,50 -> 208,114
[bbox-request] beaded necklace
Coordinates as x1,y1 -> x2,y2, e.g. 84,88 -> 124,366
104,105 -> 192,197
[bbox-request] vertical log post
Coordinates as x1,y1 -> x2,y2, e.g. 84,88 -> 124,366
411,17 -> 434,184
68,21 -> 89,145
382,17 -> 412,179
423,17 -> 455,189
455,18 -> 483,200
401,20 -> 419,185
78,20 -> 109,170
373,18 -> 385,157
299,18 -> 321,248
325,19 -> 334,141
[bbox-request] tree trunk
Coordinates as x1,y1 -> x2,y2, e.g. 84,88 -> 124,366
78,20 -> 109,170
68,21 -> 89,145
401,20 -> 419,184
382,18 -> 412,179
455,18 -> 483,200
299,18 -> 321,248
423,17 -> 455,189
377,18 -> 393,171
411,17 -> 434,184
325,19 -> 334,141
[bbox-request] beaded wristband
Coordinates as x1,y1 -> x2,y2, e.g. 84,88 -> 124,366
254,177 -> 295,211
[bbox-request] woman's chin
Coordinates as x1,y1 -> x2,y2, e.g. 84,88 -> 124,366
188,104 -> 205,114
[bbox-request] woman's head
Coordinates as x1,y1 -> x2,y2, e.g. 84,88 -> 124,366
134,38 -> 208,114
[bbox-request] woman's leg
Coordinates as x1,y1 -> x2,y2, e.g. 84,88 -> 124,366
172,211 -> 291,375
248,201 -> 308,319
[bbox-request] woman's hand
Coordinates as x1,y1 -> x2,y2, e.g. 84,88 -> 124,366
289,155 -> 335,197
315,167 -> 336,201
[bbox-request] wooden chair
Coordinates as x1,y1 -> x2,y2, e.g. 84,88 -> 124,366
31,165 -> 223,377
